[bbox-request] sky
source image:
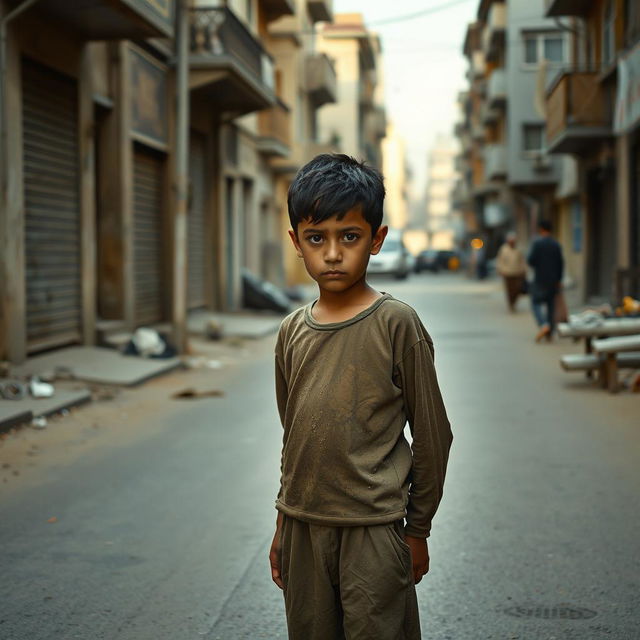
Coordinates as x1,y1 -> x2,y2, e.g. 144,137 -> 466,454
333,0 -> 479,197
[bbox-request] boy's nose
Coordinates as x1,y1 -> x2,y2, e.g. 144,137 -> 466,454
324,240 -> 342,262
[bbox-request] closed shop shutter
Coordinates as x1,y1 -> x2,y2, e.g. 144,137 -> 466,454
188,133 -> 207,309
133,147 -> 165,326
22,58 -> 81,351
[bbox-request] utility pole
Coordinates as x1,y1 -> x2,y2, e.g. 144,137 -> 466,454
173,0 -> 190,353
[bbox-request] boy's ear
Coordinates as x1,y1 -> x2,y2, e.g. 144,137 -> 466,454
370,225 -> 388,255
288,229 -> 304,258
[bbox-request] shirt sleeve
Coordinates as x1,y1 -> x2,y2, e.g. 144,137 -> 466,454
395,338 -> 453,538
274,333 -> 288,503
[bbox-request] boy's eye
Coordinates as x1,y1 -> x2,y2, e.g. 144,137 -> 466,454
343,232 -> 359,242
307,234 -> 323,244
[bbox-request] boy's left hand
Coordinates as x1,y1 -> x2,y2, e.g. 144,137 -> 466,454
405,536 -> 429,584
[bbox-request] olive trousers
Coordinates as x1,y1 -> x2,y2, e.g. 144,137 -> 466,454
280,516 -> 421,640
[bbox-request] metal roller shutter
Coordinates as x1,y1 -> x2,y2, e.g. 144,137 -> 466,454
188,133 -> 207,309
22,58 -> 81,351
133,147 -> 165,326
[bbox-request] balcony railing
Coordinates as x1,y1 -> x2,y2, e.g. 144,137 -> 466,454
307,0 -> 333,23
189,6 -> 275,113
545,0 -> 591,17
39,0 -> 174,39
257,99 -> 292,157
305,53 -> 337,107
487,68 -> 507,108
546,69 -> 612,154
484,143 -> 507,180
482,3 -> 506,62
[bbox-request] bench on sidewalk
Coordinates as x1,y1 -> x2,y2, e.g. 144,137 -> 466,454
560,352 -> 640,390
591,335 -> 640,393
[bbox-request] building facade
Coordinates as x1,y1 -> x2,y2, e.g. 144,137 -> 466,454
0,0 -> 337,363
456,0 -> 640,304
316,13 -> 386,167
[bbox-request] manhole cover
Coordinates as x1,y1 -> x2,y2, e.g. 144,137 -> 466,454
501,604 -> 597,620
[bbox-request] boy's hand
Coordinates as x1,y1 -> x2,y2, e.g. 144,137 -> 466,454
405,535 -> 430,584
269,512 -> 284,590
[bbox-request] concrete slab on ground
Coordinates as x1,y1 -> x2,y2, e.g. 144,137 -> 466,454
10,347 -> 182,387
187,310 -> 286,339
0,404 -> 32,431
0,388 -> 91,432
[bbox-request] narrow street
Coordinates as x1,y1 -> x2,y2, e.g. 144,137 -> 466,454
1,274 -> 638,640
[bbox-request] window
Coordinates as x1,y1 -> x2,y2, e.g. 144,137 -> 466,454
523,124 -> 545,153
523,32 -> 566,66
543,36 -> 564,63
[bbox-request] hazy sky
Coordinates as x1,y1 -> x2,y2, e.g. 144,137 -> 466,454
333,0 -> 478,196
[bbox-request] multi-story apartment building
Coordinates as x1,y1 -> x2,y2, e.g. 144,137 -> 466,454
424,135 -> 460,250
545,0 -> 640,302
457,0 -> 640,304
0,0 -> 336,363
456,0 -> 567,259
381,121 -> 409,230
316,13 -> 386,168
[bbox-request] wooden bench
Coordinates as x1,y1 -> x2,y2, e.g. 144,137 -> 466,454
560,352 -> 640,390
592,335 -> 640,393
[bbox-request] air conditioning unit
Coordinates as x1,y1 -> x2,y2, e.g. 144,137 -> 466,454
532,153 -> 551,172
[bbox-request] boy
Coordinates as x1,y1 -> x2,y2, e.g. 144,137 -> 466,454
269,154 -> 453,639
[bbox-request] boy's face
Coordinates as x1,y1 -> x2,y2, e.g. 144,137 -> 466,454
288,207 -> 388,294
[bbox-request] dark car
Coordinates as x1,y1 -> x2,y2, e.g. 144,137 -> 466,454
415,249 -> 440,273
436,250 -> 460,271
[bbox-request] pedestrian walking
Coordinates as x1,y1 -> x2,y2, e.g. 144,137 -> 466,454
496,231 -> 526,312
269,154 -> 453,640
527,220 -> 564,342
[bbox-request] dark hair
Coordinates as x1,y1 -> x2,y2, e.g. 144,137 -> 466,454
287,154 -> 385,235
538,220 -> 552,232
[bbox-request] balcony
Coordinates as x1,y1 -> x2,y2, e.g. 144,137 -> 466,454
487,68 -> 506,108
471,119 -> 485,141
481,102 -> 499,125
38,0 -> 173,39
189,7 -> 276,115
470,50 -> 486,79
545,0 -> 591,17
305,53 -> 337,107
257,99 -> 292,157
484,143 -> 507,180
546,69 -> 612,154
307,0 -> 333,23
369,106 -> 386,139
262,0 -> 296,22
359,71 -> 375,107
482,3 -> 506,62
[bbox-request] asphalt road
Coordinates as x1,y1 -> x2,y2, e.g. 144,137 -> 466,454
1,275 -> 639,639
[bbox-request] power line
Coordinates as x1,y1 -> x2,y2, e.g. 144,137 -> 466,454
368,0 -> 475,26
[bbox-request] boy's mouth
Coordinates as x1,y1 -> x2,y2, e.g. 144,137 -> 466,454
322,270 -> 347,276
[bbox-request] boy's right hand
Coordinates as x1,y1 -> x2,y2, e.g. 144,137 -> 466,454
269,512 -> 284,590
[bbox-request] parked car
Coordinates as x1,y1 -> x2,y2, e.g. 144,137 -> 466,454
415,249 -> 440,273
368,232 -> 411,279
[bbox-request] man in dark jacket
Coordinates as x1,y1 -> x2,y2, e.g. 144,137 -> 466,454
527,220 -> 564,342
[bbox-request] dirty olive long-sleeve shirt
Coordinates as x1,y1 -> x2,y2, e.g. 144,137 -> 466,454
274,293 -> 453,539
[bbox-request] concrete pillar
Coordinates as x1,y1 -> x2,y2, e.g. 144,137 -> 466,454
1,27 -> 26,362
79,45 -> 96,345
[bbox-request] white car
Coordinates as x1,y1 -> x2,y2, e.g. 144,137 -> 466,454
368,234 -> 411,279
